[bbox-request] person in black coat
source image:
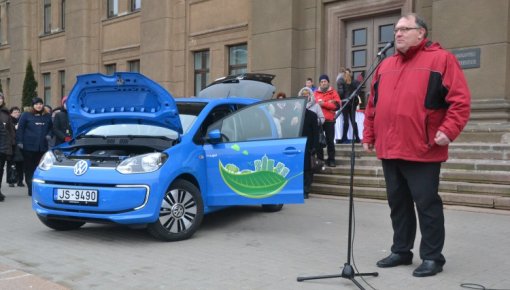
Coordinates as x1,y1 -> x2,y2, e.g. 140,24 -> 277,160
0,93 -> 16,201
6,107 -> 25,188
302,108 -> 321,199
53,96 -> 72,145
16,97 -> 53,196
339,69 -> 361,143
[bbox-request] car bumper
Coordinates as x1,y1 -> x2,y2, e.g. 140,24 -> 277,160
32,167 -> 167,224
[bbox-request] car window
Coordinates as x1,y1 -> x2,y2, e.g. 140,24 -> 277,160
177,102 -> 207,134
194,104 -> 235,143
208,98 -> 306,143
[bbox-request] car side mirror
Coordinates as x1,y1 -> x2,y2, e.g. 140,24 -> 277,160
206,129 -> 222,144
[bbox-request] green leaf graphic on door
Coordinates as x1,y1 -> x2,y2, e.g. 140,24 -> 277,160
219,154 -> 297,199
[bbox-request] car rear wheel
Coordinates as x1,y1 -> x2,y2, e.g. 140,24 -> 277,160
37,215 -> 86,231
261,204 -> 283,212
147,179 -> 204,241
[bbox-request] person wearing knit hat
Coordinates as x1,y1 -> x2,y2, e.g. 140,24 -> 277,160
16,96 -> 53,196
314,73 -> 341,167
32,97 -> 44,105
0,92 -> 17,201
318,74 -> 330,83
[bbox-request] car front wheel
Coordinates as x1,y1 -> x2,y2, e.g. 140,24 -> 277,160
147,179 -> 204,241
37,215 -> 86,231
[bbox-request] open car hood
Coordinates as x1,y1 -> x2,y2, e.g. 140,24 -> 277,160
198,73 -> 275,100
67,73 -> 182,137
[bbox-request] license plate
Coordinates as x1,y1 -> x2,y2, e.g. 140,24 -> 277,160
55,188 -> 99,206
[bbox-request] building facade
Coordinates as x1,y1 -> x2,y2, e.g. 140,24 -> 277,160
0,0 -> 509,123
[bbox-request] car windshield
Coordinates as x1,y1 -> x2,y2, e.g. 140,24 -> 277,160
86,124 -> 179,139
176,102 -> 207,133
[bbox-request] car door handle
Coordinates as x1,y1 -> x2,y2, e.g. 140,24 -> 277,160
283,148 -> 301,155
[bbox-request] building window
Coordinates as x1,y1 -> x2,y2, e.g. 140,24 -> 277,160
131,0 -> 141,12
43,73 -> 51,105
128,60 -> 140,72
59,70 -> 65,99
107,0 -> 119,18
105,64 -> 116,75
378,24 -> 395,56
61,0 -> 66,30
43,0 -> 51,34
1,2 -> 9,44
228,44 -> 247,75
194,50 -> 210,95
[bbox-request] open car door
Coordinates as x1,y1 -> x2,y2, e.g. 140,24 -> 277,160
203,98 -> 307,206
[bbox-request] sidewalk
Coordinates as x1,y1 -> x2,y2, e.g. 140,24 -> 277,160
1,178 -> 510,290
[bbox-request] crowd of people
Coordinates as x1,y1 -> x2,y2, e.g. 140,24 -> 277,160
0,94 -> 71,201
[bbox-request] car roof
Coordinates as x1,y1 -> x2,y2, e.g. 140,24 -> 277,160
197,73 -> 276,100
175,97 -> 258,104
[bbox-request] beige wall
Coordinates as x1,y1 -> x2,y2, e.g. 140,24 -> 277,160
0,0 -> 508,121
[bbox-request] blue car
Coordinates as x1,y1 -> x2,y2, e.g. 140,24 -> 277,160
32,72 -> 307,241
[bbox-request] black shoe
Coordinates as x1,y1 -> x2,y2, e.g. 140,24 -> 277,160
412,260 -> 443,277
354,138 -> 361,143
9,184 -> 15,187
376,253 -> 413,268
326,160 -> 336,167
0,192 -> 5,202
17,183 -> 25,187
304,193 -> 309,199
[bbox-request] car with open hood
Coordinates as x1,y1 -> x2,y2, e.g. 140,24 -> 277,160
32,72 -> 307,241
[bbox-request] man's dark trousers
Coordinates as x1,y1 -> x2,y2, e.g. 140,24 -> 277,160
381,159 -> 446,265
318,121 -> 336,162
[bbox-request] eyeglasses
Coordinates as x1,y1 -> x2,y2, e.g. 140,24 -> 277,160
393,27 -> 421,34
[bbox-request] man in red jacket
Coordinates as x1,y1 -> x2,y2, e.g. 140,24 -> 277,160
315,74 -> 341,167
363,13 -> 471,277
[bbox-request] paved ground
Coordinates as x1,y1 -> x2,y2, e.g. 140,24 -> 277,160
1,180 -> 510,290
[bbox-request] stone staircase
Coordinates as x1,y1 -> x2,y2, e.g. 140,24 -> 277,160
312,123 -> 510,210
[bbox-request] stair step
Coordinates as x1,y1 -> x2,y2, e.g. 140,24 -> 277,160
311,184 -> 510,210
334,147 -> 510,160
314,173 -> 510,194
328,157 -> 510,171
441,170 -> 510,185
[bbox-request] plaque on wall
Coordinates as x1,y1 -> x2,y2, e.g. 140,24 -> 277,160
451,48 -> 481,69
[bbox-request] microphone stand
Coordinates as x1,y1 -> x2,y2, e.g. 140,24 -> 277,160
297,47 -> 391,289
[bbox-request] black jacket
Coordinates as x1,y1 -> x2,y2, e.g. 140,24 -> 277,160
0,106 -> 16,155
53,110 -> 72,145
16,110 -> 53,152
302,109 -> 320,170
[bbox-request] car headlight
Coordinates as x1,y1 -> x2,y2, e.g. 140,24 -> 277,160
38,151 -> 56,171
116,152 -> 168,174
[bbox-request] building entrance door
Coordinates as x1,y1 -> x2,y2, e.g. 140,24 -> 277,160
344,14 -> 400,101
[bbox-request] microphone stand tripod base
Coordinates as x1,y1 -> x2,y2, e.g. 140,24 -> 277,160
297,263 -> 378,290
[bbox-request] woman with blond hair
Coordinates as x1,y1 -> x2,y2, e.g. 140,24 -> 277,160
339,69 -> 361,143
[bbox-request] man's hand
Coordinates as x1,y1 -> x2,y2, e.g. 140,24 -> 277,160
434,130 -> 451,146
363,143 -> 374,152
17,143 -> 23,150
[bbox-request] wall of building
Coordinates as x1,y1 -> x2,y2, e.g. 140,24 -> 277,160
0,0 -> 508,122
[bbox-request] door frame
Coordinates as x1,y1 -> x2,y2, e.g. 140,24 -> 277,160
323,0 -> 413,80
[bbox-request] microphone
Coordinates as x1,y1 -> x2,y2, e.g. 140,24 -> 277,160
377,41 -> 394,57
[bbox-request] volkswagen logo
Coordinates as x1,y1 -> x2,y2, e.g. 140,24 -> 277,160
74,160 -> 90,176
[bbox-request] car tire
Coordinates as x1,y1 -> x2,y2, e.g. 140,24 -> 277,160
37,215 -> 86,231
147,179 -> 204,241
261,204 -> 283,212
